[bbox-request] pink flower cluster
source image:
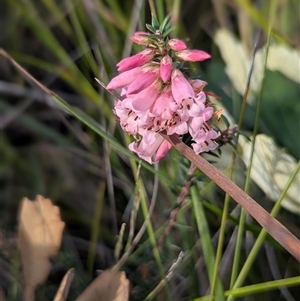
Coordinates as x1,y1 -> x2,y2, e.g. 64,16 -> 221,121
107,31 -> 219,164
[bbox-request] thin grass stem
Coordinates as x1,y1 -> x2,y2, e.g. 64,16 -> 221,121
191,186 -> 225,301
87,181 -> 106,275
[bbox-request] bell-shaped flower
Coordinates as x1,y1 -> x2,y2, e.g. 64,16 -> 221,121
167,121 -> 188,135
160,55 -> 173,82
188,91 -> 206,117
114,98 -> 152,135
168,39 -> 187,51
150,88 -> 174,119
117,48 -> 156,72
127,67 -> 160,95
171,69 -> 195,103
192,137 -> 219,154
129,132 -> 172,164
131,79 -> 161,113
176,49 -> 211,62
189,107 -> 214,134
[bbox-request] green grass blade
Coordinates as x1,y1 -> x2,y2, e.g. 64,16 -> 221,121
191,186 -> 225,301
228,160 -> 300,297
1,101 -> 75,147
50,93 -> 166,178
194,276 -> 300,300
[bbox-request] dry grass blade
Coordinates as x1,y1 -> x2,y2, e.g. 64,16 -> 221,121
160,132 -> 300,262
74,270 -> 129,301
0,49 -> 54,96
52,268 -> 75,301
94,77 -> 122,100
18,195 -> 65,301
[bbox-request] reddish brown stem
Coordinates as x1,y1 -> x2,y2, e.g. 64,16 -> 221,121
160,132 -> 300,262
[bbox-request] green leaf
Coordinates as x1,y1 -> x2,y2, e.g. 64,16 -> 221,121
151,14 -> 160,29
191,186 -> 225,301
266,44 -> 300,84
1,101 -> 74,147
159,16 -> 171,33
193,276 -> 300,300
48,93 -> 171,182
146,24 -> 157,33
260,70 -> 300,159
162,28 -> 173,38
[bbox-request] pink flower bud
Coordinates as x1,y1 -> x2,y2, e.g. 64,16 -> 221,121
130,31 -> 150,45
160,55 -> 172,82
176,49 -> 211,62
168,39 -> 187,51
117,48 -> 156,72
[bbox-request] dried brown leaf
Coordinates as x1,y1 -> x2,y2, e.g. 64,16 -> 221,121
53,268 -> 75,301
75,270 -> 129,301
18,195 -> 65,299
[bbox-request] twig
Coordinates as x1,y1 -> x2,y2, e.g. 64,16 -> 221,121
112,163 -> 160,271
143,251 -> 186,301
160,132 -> 300,262
158,163 -> 197,249
52,268 -> 75,301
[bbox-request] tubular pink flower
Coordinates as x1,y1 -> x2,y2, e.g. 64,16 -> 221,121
189,91 -> 206,117
168,39 -> 187,51
106,67 -> 144,90
160,55 -> 173,82
128,133 -> 162,164
127,67 -> 160,95
189,107 -> 214,133
168,121 -> 188,135
107,25 -> 220,163
129,133 -> 172,164
176,49 -> 211,62
130,31 -> 150,45
114,99 -> 152,135
114,100 -> 139,135
192,138 -> 219,154
171,69 -> 195,103
150,88 -> 174,118
192,127 -> 219,144
117,48 -> 156,72
131,80 -> 161,112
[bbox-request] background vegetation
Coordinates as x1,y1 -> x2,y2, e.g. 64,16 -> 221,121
1,0 -> 299,300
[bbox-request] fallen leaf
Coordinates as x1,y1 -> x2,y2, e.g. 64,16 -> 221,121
214,29 -> 264,103
214,29 -> 300,104
53,268 -> 75,301
267,44 -> 300,84
75,270 -> 129,301
18,195 -> 65,301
